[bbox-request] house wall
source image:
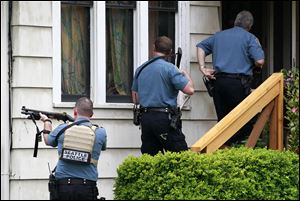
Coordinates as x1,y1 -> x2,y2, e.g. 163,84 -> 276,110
9,1 -> 220,200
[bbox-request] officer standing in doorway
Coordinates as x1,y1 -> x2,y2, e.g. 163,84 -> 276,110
196,10 -> 265,146
132,36 -> 194,156
39,97 -> 107,200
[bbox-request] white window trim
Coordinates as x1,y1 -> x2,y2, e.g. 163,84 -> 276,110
52,1 -> 61,105
176,1 -> 191,109
134,1 -> 149,71
52,1 -> 106,107
52,1 -> 190,109
134,1 -> 191,109
91,1 -> 106,105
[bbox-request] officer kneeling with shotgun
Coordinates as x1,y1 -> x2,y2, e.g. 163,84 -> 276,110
39,97 -> 107,200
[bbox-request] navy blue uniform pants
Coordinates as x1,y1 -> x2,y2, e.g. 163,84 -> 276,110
140,111 -> 188,156
51,183 -> 99,200
213,76 -> 256,146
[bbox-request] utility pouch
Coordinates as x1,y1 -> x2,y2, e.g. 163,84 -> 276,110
133,104 -> 141,126
241,76 -> 253,96
169,107 -> 182,130
203,76 -> 215,97
48,173 -> 58,200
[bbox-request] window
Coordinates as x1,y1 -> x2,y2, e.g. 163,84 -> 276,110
106,1 -> 136,103
149,1 -> 177,63
53,1 -> 187,106
60,1 -> 93,102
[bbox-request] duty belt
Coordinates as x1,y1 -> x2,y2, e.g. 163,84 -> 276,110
215,72 -> 250,79
141,107 -> 172,113
57,178 -> 96,185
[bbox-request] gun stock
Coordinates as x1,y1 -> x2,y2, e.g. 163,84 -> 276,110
21,106 -> 74,157
176,47 -> 182,68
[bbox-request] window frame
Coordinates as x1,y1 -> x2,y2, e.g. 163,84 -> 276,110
60,2 -> 92,102
52,1 -> 190,108
105,1 -> 136,103
148,1 -> 178,12
148,1 -> 177,63
53,1 -> 105,106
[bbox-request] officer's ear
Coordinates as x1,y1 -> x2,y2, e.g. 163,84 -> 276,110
247,25 -> 252,32
168,49 -> 173,57
152,44 -> 157,55
90,111 -> 93,118
73,107 -> 78,118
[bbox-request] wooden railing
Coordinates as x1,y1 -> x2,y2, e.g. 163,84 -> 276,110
191,73 -> 284,153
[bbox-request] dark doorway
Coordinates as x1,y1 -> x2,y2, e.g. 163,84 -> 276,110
221,1 -> 292,87
222,1 -> 265,43
222,1 -> 268,88
273,1 -> 292,71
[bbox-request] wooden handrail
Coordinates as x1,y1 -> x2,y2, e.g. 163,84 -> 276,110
191,73 -> 284,153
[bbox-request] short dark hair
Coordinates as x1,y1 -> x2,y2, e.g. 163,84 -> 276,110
75,97 -> 93,117
154,36 -> 172,55
234,10 -> 254,30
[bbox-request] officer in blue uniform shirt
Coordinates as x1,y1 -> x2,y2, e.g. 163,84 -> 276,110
196,10 -> 265,146
132,36 -> 194,156
39,97 -> 107,200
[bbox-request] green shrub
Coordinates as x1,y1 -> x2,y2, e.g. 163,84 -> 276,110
282,68 -> 299,152
114,148 -> 299,200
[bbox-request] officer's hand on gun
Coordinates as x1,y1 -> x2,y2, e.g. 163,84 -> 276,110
200,66 -> 216,80
39,112 -> 49,122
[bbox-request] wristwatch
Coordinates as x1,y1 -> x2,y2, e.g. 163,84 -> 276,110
42,129 -> 51,134
44,119 -> 52,124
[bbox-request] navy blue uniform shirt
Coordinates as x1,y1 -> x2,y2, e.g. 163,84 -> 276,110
47,116 -> 107,181
132,57 -> 188,107
196,26 -> 264,75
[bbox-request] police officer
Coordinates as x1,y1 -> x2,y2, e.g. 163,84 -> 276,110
196,10 -> 265,146
132,36 -> 194,156
39,97 -> 107,200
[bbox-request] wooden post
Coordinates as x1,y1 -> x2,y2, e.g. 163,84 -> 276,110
270,74 -> 284,150
246,101 -> 275,148
269,97 -> 278,149
277,74 -> 284,150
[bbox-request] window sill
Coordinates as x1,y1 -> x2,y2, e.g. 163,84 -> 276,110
53,102 -> 191,111
53,102 -> 134,109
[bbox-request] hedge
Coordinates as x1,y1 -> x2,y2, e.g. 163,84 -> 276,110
113,147 -> 299,200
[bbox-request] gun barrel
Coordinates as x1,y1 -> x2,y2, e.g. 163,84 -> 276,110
22,106 -> 54,115
21,106 -> 74,122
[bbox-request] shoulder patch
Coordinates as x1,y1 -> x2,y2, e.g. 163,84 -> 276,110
255,38 -> 262,47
